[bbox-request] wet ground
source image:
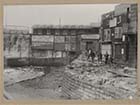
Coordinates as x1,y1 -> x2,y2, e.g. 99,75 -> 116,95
4,66 -> 65,100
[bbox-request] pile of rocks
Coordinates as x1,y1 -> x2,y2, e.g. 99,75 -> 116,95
62,53 -> 137,99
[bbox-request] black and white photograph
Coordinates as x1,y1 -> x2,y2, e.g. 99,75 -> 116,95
3,4 -> 138,100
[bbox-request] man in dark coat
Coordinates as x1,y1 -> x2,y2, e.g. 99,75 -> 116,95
87,48 -> 95,62
105,52 -> 109,64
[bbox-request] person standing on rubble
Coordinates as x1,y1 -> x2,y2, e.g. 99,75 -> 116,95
87,48 -> 92,60
105,51 -> 109,64
91,50 -> 95,63
87,48 -> 95,62
98,52 -> 102,63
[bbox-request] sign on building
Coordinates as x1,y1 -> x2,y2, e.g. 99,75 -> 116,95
109,18 -> 117,27
81,34 -> 100,40
32,35 -> 54,42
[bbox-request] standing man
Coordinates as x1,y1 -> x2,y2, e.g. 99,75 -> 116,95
90,50 -> 95,63
87,48 -> 92,60
98,52 -> 102,63
105,51 -> 109,64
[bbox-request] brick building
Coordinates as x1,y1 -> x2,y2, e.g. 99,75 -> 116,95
100,4 -> 137,67
31,25 -> 100,65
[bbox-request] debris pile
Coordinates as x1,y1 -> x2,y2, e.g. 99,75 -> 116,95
63,53 -> 137,99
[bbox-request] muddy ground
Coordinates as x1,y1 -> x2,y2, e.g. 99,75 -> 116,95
4,66 -> 66,100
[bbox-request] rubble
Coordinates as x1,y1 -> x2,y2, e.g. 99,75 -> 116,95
62,53 -> 137,99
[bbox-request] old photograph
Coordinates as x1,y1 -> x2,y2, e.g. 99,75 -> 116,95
3,4 -> 138,100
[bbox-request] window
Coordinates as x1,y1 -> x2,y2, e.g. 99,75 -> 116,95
47,51 -> 53,58
122,35 -> 125,41
121,48 -> 124,54
55,36 -> 65,43
65,36 -> 70,43
78,30 -> 85,34
115,27 -> 122,38
62,52 -> 66,57
71,30 -> 76,35
104,29 -> 111,41
38,29 -> 42,34
55,51 -> 62,58
117,16 -> 121,24
101,44 -> 111,55
46,29 -> 51,35
127,8 -> 130,23
55,30 -> 60,35
62,30 -> 68,35
65,44 -> 71,51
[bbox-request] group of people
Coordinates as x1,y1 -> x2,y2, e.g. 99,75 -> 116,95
86,48 -> 113,64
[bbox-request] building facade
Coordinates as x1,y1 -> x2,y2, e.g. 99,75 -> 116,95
80,34 -> 100,53
3,26 -> 30,67
4,26 -> 30,58
31,25 -> 100,64
100,4 -> 137,67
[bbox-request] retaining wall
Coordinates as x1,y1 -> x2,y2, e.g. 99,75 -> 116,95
6,57 -> 67,67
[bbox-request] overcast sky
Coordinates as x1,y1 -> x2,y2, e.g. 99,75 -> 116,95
4,4 -> 118,28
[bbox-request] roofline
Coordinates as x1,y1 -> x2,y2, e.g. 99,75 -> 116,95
32,24 -> 100,29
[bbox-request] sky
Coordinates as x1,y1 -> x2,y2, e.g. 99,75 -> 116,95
3,4 -> 118,29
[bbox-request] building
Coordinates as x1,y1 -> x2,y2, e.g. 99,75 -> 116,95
31,24 -> 100,65
4,26 -> 30,58
100,11 -> 114,56
100,4 -> 137,67
3,25 -> 30,66
125,4 -> 138,67
80,34 -> 100,53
